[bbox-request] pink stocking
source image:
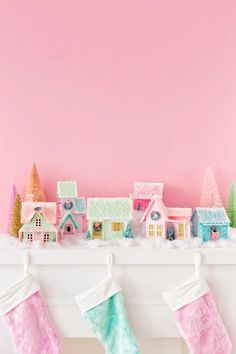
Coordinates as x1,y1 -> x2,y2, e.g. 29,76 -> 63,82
0,253 -> 62,354
163,253 -> 232,354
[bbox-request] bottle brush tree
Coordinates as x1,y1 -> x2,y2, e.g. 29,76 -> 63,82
167,224 -> 175,241
200,167 -> 223,207
10,194 -> 22,237
4,183 -> 17,234
26,163 -> 46,202
125,222 -> 133,238
227,183 -> 236,228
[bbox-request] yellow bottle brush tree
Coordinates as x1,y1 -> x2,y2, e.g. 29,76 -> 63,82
10,194 -> 22,237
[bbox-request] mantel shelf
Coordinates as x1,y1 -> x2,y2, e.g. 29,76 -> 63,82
0,247 -> 235,265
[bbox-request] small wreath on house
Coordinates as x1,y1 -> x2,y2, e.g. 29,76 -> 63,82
150,210 -> 161,221
63,200 -> 73,210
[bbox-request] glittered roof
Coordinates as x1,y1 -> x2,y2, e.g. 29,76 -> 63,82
87,198 -> 133,220
192,207 -> 230,225
133,182 -> 164,199
167,207 -> 192,220
19,223 -> 57,232
21,202 -> 57,224
58,213 -> 79,230
141,197 -> 192,222
57,181 -> 78,198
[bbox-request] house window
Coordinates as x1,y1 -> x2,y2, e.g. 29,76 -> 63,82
112,222 -> 124,232
149,224 -> 154,236
27,233 -> 33,241
178,224 -> 185,239
156,224 -> 163,237
44,233 -> 50,242
35,218 -> 42,227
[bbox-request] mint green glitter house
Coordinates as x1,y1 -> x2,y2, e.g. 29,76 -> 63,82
87,198 -> 133,240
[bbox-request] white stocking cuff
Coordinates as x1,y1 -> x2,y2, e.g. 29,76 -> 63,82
75,275 -> 121,313
162,274 -> 209,311
0,274 -> 40,315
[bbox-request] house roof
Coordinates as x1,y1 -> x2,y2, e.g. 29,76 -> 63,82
133,182 -> 164,200
19,224 -> 57,233
57,181 -> 78,198
21,202 -> 57,224
192,207 -> 230,225
141,197 -> 192,222
59,213 -> 79,230
74,197 -> 86,214
167,207 -> 192,221
87,198 -> 133,220
141,198 -> 167,222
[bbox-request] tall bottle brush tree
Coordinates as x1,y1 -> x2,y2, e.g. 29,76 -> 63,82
10,194 -> 22,237
4,183 -> 17,234
200,167 -> 223,208
227,183 -> 236,228
26,163 -> 46,202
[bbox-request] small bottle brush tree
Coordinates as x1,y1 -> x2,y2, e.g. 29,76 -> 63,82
86,231 -> 91,240
200,167 -> 223,208
167,224 -> 175,241
26,163 -> 46,202
4,183 -> 17,234
10,194 -> 22,237
227,183 -> 236,228
125,222 -> 132,238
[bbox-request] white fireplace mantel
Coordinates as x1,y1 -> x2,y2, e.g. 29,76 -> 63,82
0,247 -> 236,353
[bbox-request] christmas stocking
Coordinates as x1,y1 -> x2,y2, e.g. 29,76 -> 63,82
0,252 -> 62,354
75,253 -> 140,354
162,252 -> 232,354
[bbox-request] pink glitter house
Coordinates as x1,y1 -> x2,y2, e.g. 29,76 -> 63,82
133,182 -> 164,211
141,197 -> 192,240
19,202 -> 58,242
57,181 -> 86,238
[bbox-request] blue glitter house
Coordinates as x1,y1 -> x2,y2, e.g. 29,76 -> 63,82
191,207 -> 230,242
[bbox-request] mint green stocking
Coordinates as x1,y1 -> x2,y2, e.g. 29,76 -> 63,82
75,253 -> 140,354
84,292 -> 140,354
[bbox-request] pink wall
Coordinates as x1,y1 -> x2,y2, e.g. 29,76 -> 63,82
0,0 -> 236,231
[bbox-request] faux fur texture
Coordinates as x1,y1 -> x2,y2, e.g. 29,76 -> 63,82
174,292 -> 232,354
4,291 -> 62,354
84,292 -> 140,354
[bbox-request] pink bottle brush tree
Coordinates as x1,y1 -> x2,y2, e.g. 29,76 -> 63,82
200,167 -> 223,208
4,183 -> 17,234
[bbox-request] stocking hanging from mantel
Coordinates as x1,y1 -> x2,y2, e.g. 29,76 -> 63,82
0,252 -> 62,354
75,253 -> 140,354
162,252 -> 232,354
